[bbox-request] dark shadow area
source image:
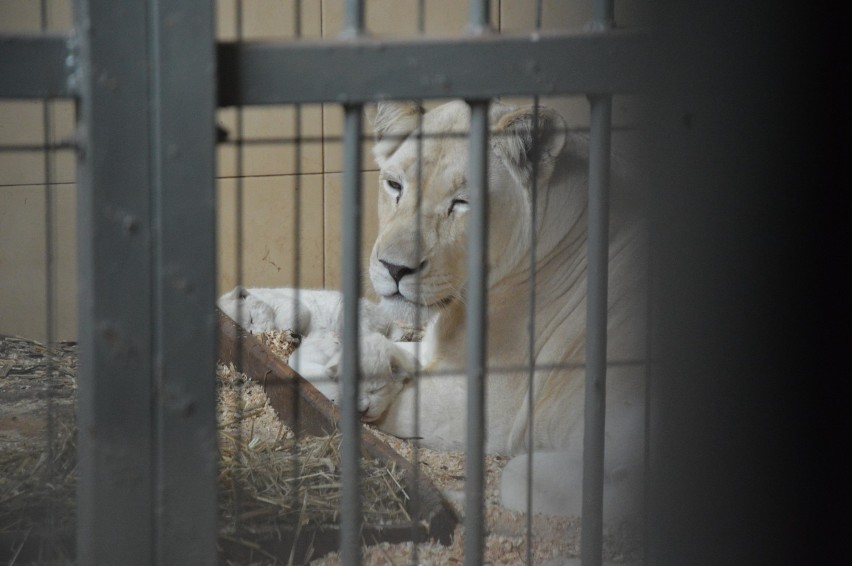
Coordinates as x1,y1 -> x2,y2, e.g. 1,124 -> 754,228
645,1 -> 851,564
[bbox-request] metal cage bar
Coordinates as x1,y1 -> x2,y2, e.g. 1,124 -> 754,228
74,0 -> 217,562
149,0 -> 218,562
582,93 -> 613,566
74,0 -> 156,559
216,31 -> 648,106
463,99 -> 491,566
340,103 -> 365,566
582,2 -> 616,565
340,4 -> 365,564
1,0 -> 646,562
0,34 -> 75,99
462,9 -> 491,566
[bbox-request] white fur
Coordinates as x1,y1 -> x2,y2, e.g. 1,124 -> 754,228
217,286 -> 406,340
287,329 -> 341,401
367,100 -> 647,521
325,333 -> 418,422
217,287 -> 416,421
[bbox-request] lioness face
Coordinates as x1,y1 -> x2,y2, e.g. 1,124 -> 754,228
369,103 -> 473,312
369,100 -> 565,320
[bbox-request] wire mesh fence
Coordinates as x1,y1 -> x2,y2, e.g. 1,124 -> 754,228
0,0 -> 654,564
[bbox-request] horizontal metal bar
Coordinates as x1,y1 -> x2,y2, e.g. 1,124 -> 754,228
0,34 -> 75,98
217,30 -> 650,106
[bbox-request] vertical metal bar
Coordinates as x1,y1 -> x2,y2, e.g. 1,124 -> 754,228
230,0 -> 247,531
582,92 -> 611,566
38,1 -> 60,549
343,0 -> 364,37
417,0 -> 425,34
463,6 -> 490,566
76,0 -> 217,561
644,213 -> 654,566
463,100 -> 489,566
340,3 -> 364,563
75,0 -> 154,561
592,0 -> 615,30
150,0 -> 217,562
290,0 -> 305,539
582,2 -> 615,563
340,104 -> 364,566
582,75 -> 614,566
468,0 -> 490,33
525,98 -> 542,566
410,109 -> 424,564
526,10 -> 546,566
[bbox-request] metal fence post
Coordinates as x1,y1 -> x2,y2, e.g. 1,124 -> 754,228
75,0 -> 155,560
464,5 -> 490,565
340,102 -> 365,566
150,1 -> 218,562
464,98 -> 490,566
340,5 -> 365,565
464,97 -> 488,565
75,0 -> 217,562
582,3 -> 615,565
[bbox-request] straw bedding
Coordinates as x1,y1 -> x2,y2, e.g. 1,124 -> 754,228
0,332 -> 640,564
217,362 -> 411,534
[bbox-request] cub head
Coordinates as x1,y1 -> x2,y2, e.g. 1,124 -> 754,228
324,333 -> 416,422
217,286 -> 277,333
368,100 -> 567,322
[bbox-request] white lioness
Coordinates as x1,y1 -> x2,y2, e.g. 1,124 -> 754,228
368,100 -> 647,520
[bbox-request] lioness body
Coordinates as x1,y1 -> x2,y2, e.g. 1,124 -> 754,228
369,101 -> 646,519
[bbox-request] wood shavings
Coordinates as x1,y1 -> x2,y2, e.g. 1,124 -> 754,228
247,328 -> 641,564
259,329 -> 301,361
312,425 -> 642,565
0,331 -> 640,564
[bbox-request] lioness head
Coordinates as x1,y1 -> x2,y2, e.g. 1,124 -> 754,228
368,100 -> 567,322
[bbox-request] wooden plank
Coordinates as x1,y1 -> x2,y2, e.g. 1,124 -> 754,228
216,309 -> 456,563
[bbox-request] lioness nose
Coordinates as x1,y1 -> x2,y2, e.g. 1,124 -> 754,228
380,259 -> 424,284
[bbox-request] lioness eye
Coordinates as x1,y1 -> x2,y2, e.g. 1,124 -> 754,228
449,198 -> 469,214
384,179 -> 403,203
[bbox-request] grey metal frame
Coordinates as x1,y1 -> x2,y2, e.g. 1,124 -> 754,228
583,5 -> 616,564
0,0 -> 641,562
215,30 -> 648,106
73,0 -> 218,562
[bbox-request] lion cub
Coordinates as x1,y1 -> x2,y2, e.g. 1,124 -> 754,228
217,286 -> 416,421
307,332 -> 417,422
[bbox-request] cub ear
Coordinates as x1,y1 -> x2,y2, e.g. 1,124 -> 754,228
324,353 -> 341,379
372,101 -> 424,166
388,345 -> 418,382
491,105 -> 567,189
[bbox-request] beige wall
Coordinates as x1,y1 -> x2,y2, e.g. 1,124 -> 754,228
0,0 -> 645,342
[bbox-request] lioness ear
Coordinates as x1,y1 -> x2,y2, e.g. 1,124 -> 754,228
491,105 -> 567,189
372,101 -> 424,166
